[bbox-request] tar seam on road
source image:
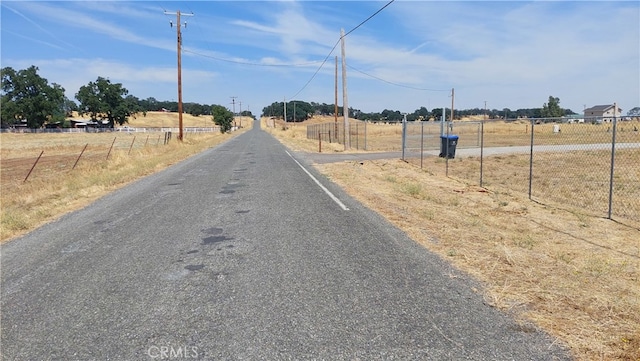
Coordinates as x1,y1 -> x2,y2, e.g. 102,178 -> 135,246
286,150 -> 350,211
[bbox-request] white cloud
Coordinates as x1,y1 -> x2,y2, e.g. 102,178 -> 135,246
11,2 -> 174,53
2,58 -> 218,104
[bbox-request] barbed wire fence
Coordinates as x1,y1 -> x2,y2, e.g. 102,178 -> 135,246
1,132 -> 181,184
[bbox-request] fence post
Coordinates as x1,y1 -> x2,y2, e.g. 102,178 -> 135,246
144,135 -> 149,147
24,150 -> 44,182
445,120 -> 450,177
72,144 -> 89,170
356,123 -> 359,150
128,136 -> 136,155
528,120 -> 535,199
480,120 -> 485,187
318,131 -> 322,153
401,116 -> 407,161
364,121 -> 367,150
106,137 -> 117,160
420,122 -> 424,169
608,116 -> 618,219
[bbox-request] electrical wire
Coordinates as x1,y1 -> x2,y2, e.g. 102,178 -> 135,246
165,1 -> 398,104
344,0 -> 395,38
183,49 -> 323,67
347,63 -> 450,92
288,0 -> 396,100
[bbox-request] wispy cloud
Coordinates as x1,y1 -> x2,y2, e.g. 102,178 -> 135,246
11,2 -> 174,53
1,3 -> 83,53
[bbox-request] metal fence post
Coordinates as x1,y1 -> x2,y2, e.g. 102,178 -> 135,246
528,120 -> 535,199
364,121 -> 367,150
72,144 -> 89,170
420,121 -> 424,169
24,150 -> 44,182
128,136 -> 136,155
106,137 -> 117,160
401,115 -> 407,161
445,120 -> 450,177
480,120 -> 485,187
608,116 -> 618,219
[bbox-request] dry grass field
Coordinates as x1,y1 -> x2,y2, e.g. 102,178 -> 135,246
264,117 -> 640,361
0,113 -> 253,241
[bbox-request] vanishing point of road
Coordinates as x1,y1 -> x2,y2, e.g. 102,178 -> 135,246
1,121 -> 571,360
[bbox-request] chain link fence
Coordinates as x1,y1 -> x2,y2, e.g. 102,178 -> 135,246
306,121 -> 369,150
401,117 -> 640,223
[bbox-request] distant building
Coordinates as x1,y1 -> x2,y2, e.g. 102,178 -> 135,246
584,104 -> 622,123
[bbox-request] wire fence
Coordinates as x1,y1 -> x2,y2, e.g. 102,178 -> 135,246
0,126 -> 220,134
401,117 -> 640,223
306,121 -> 369,150
1,132 -> 177,183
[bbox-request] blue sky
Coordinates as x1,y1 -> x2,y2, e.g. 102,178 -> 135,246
2,1 -> 638,116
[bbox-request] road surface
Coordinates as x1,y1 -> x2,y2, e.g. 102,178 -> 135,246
1,121 -> 570,360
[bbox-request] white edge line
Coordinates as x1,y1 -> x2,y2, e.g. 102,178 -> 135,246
286,151 -> 349,211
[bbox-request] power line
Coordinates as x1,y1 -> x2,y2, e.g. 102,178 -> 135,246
344,0 -> 395,38
288,0 -> 396,100
182,49 -> 323,67
346,63 -> 450,92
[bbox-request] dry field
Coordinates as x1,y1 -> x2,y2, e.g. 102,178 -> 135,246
67,110 -> 221,129
264,117 -> 640,361
0,113 -> 253,241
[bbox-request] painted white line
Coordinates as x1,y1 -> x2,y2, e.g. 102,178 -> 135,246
286,151 -> 349,211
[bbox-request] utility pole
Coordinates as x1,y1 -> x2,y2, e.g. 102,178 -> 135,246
230,96 -> 237,128
340,28 -> 350,150
283,97 -> 287,129
450,88 -> 455,122
239,101 -> 242,128
484,101 -> 487,120
334,56 -> 338,137
165,9 -> 193,141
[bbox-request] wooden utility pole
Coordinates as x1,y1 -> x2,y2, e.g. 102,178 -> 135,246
283,97 -> 287,128
450,88 -> 455,122
165,10 -> 193,141
230,96 -> 237,128
340,29 -> 350,150
334,56 -> 338,136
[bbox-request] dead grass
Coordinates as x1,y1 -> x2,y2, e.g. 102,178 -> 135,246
267,119 -> 640,360
0,114 -> 253,242
67,110 -> 221,128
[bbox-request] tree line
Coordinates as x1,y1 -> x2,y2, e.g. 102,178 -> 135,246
263,96 -> 576,123
1,66 -> 250,132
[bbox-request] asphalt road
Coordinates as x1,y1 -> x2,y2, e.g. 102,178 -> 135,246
302,142 -> 640,164
1,121 -> 571,360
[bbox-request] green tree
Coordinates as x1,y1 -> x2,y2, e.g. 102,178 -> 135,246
541,96 -> 564,118
414,106 -> 430,121
75,77 -> 141,128
1,66 -> 66,128
212,104 -> 234,133
62,97 -> 78,117
627,107 -> 640,117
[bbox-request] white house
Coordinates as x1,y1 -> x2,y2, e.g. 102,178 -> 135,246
584,104 -> 622,123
